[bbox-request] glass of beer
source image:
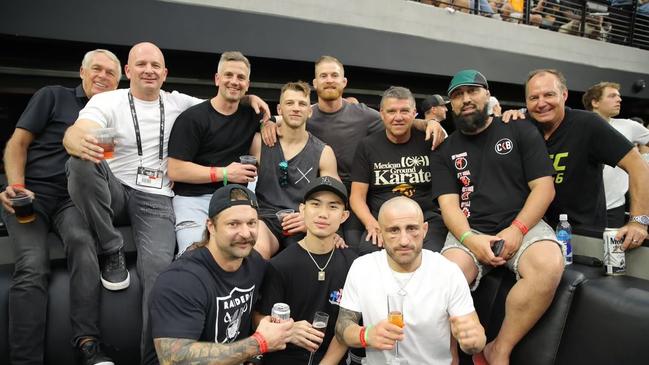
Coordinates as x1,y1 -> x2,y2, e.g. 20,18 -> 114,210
275,209 -> 294,236
307,311 -> 330,365
11,193 -> 35,224
92,128 -> 116,159
239,155 -> 257,166
388,294 -> 406,364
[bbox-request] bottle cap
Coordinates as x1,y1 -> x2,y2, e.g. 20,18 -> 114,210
559,214 -> 568,221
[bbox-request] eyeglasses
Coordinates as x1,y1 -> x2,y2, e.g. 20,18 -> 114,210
279,160 -> 289,187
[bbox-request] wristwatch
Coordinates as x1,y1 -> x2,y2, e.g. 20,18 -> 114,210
630,215 -> 649,226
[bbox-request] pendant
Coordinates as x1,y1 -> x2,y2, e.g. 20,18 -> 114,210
397,288 -> 407,296
318,271 -> 325,281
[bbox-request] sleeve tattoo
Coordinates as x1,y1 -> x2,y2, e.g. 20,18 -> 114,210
154,337 -> 259,365
335,307 -> 362,344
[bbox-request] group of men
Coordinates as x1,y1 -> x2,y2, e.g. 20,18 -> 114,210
2,39 -> 649,365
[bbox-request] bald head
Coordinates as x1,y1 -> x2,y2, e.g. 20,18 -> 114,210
124,42 -> 168,100
378,196 -> 424,226
128,42 -> 165,66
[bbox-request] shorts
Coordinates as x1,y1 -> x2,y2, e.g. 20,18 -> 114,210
441,220 -> 559,291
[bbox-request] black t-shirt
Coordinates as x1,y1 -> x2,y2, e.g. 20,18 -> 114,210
307,101 -> 383,187
18,85 -> 88,197
431,118 -> 554,234
539,108 -> 633,229
148,247 -> 267,362
351,129 -> 438,220
257,244 -> 357,365
168,100 -> 260,196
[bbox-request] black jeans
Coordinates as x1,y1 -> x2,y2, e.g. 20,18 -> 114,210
4,193 -> 101,365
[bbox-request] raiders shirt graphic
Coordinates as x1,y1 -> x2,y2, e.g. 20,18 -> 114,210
215,286 -> 255,343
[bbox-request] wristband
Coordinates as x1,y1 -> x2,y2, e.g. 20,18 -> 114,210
10,184 -> 25,189
359,326 -> 367,348
364,325 -> 372,346
222,167 -> 228,186
209,167 -> 217,183
512,219 -> 529,235
459,230 -> 473,244
251,332 -> 268,354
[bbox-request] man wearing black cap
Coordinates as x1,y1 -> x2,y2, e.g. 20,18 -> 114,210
147,185 -> 293,365
255,176 -> 356,365
421,94 -> 450,124
430,69 -> 563,365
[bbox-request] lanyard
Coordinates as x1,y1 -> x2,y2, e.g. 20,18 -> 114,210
127,91 -> 165,161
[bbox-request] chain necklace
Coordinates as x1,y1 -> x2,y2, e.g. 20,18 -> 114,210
304,245 -> 336,281
391,270 -> 415,296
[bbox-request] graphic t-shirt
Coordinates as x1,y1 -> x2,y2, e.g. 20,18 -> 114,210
539,108 -> 633,228
149,247 -> 267,345
430,118 -> 554,234
352,129 -> 437,220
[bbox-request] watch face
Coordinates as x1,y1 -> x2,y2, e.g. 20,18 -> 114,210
633,215 -> 649,225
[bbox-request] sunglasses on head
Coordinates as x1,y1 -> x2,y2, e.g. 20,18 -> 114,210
279,160 -> 289,187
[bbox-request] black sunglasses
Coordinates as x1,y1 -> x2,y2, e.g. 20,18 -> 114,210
279,160 -> 289,187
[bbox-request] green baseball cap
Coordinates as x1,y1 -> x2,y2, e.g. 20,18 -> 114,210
447,69 -> 489,96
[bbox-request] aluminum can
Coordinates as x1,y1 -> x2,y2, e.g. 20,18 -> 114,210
271,302 -> 290,323
603,228 -> 626,276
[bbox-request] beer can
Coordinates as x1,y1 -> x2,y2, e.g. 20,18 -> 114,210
271,303 -> 290,323
603,228 -> 626,276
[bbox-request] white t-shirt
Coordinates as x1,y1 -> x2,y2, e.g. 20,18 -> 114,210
340,250 -> 475,365
78,89 -> 202,196
603,118 -> 649,209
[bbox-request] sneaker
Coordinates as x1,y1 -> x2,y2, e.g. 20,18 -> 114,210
101,249 -> 130,291
78,340 -> 115,365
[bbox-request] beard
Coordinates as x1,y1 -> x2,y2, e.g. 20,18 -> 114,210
318,86 -> 343,101
453,103 -> 490,134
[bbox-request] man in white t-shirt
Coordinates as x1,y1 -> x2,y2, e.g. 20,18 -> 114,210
582,82 -> 649,227
335,196 -> 484,364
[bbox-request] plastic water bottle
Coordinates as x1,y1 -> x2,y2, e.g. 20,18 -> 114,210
556,214 -> 573,265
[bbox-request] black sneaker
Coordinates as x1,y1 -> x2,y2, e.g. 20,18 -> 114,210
78,340 -> 114,365
101,249 -> 130,291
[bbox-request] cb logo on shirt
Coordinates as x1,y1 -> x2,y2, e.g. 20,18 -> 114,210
495,138 -> 513,155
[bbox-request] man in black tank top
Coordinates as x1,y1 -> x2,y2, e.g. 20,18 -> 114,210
250,81 -> 339,258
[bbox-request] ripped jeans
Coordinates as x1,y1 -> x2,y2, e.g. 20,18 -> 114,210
172,194 -> 211,257
66,157 -> 176,355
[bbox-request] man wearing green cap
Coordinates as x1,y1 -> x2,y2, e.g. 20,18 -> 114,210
430,70 -> 564,365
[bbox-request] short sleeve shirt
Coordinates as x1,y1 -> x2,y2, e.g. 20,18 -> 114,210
430,118 -> 554,234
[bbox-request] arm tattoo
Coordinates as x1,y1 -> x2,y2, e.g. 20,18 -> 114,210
335,307 -> 362,344
154,337 -> 259,365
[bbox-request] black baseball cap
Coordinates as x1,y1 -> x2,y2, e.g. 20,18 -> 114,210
447,69 -> 489,96
420,94 -> 450,114
303,176 -> 348,206
208,184 -> 259,217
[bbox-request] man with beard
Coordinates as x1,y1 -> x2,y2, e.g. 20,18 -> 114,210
147,185 -> 293,365
335,196 -> 485,364
261,56 -> 445,247
167,51 -> 267,257
255,176 -> 355,365
350,86 -> 447,255
430,70 -> 563,365
582,81 -> 649,228
249,82 -> 338,257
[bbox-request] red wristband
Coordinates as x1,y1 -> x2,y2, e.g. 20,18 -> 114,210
252,332 -> 268,353
10,184 -> 25,189
209,167 -> 217,183
359,326 -> 367,348
512,219 -> 529,235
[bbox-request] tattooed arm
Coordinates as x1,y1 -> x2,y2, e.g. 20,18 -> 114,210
334,307 -> 363,347
154,337 -> 260,365
155,316 -> 293,365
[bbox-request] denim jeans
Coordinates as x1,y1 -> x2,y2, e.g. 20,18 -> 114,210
4,193 -> 101,365
66,157 -> 176,356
